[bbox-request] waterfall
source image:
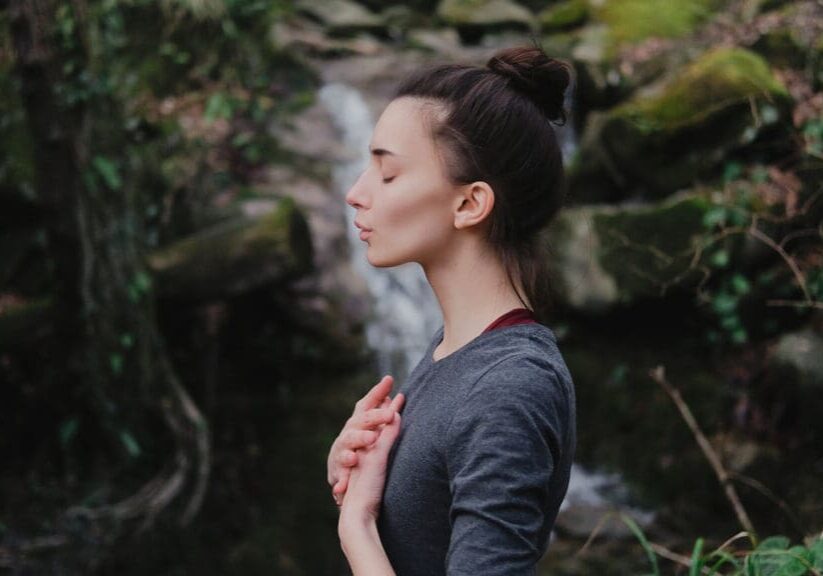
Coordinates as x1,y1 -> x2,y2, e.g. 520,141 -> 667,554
319,83 -> 442,380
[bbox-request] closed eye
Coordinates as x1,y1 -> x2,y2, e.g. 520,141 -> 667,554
382,176 -> 396,184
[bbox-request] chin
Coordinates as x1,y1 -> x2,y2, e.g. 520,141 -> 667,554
365,245 -> 413,268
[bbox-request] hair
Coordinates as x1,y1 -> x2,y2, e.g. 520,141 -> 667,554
392,41 -> 573,324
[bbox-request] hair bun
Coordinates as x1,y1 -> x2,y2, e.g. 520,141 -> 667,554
486,45 -> 571,125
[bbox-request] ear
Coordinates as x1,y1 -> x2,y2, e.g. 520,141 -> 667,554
453,181 -> 495,231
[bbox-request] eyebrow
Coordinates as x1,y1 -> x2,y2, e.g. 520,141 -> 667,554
369,146 -> 401,158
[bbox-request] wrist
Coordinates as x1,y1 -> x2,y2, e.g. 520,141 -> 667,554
338,514 -> 379,556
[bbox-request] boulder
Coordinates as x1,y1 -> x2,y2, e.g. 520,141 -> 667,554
270,18 -> 384,57
147,197 -> 313,299
538,0 -> 588,32
590,0 -> 720,50
569,47 -> 793,202
768,325 -> 823,439
545,189 -> 714,312
436,0 -> 536,41
407,28 -> 463,55
294,0 -> 386,38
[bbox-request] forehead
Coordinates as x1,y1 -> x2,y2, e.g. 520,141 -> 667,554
371,97 -> 441,162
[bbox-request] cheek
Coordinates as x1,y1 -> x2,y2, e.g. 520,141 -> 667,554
382,181 -> 451,234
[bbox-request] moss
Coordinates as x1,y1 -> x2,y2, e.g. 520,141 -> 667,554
538,0 -> 588,31
591,0 -> 722,49
147,197 -> 312,297
612,47 -> 790,134
592,192 -> 712,300
436,0 -> 533,27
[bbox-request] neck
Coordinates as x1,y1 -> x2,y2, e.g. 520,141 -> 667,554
421,234 -> 530,358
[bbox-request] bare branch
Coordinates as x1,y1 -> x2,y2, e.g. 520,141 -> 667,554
648,365 -> 758,544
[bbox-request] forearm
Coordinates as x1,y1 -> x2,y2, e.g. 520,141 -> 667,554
339,518 -> 396,576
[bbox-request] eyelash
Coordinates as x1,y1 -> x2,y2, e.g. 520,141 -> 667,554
382,176 -> 395,184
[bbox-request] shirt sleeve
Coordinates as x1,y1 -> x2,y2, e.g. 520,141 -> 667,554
444,354 -> 568,575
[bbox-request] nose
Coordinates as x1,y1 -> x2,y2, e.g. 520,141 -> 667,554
345,168 -> 370,209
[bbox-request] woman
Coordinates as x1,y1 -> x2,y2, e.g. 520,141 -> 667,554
327,43 -> 577,575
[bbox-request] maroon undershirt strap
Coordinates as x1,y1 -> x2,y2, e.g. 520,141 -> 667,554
481,307 -> 537,333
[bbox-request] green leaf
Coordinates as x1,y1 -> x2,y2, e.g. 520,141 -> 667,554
231,131 -> 253,148
729,207 -> 750,227
751,165 -> 769,184
704,549 -> 741,574
703,207 -> 728,228
731,328 -> 748,344
731,274 -> 751,295
620,513 -> 660,576
110,352 -> 123,375
723,161 -> 742,183
711,292 -> 737,315
120,333 -> 134,348
133,270 -> 152,293
758,536 -> 791,551
809,537 -> 823,569
59,418 -> 79,447
710,249 -> 730,268
720,314 -> 741,330
689,537 -> 704,576
204,92 -> 233,122
120,430 -> 141,458
92,155 -> 122,190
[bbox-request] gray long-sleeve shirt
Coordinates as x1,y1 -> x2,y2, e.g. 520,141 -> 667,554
376,322 -> 577,575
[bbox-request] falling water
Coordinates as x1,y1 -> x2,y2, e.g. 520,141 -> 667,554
318,82 -> 442,380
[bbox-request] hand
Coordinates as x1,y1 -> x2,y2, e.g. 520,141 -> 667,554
338,406 -> 402,529
328,375 -> 405,504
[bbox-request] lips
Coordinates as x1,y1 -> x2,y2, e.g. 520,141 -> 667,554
355,221 -> 373,241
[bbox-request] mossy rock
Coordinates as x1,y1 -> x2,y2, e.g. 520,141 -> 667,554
573,47 -> 793,201
752,27 -> 808,69
590,0 -> 723,54
545,189 -> 714,312
565,19 -> 678,133
751,22 -> 823,90
538,0 -> 588,32
358,0 -> 440,12
294,0 -> 386,37
436,0 -> 536,41
147,197 -> 313,299
766,326 -> 823,441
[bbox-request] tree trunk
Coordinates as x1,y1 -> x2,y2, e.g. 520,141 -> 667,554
8,0 -> 210,540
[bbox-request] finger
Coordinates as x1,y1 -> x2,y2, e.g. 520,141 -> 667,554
360,408 -> 398,429
343,429 -> 378,451
374,412 -> 402,450
389,392 -> 405,413
334,470 -> 350,494
338,447 -> 361,467
354,375 -> 394,415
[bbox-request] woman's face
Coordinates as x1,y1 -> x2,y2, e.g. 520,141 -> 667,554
345,97 -> 461,268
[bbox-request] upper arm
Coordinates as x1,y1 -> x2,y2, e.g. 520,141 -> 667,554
444,355 -> 569,575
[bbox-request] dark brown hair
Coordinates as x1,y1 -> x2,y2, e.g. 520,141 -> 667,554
392,42 -> 573,324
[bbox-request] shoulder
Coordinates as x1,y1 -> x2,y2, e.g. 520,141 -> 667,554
470,324 -> 574,405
